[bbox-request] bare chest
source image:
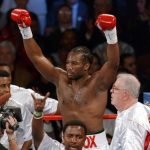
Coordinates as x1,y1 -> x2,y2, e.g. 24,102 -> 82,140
57,84 -> 92,106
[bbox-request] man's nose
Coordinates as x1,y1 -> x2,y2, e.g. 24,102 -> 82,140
71,136 -> 77,143
67,64 -> 72,69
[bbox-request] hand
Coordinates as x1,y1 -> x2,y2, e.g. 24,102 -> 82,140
11,9 -> 31,28
5,116 -> 17,135
95,14 -> 116,31
32,92 -> 50,112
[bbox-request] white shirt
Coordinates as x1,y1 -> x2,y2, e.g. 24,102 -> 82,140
33,133 -> 101,150
10,84 -> 58,114
0,84 -> 58,149
110,102 -> 150,150
0,98 -> 32,149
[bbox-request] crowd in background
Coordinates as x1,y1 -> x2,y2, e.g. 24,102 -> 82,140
0,0 -> 150,142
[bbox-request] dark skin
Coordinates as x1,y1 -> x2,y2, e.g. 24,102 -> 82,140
32,93 -> 86,150
23,36 -> 119,133
63,126 -> 86,150
32,92 -> 50,149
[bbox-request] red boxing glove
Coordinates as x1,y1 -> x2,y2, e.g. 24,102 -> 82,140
11,9 -> 31,28
95,14 -> 117,44
11,9 -> 33,39
96,14 -> 116,31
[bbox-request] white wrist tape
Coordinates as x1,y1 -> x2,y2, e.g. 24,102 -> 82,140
104,27 -> 118,44
19,26 -> 33,39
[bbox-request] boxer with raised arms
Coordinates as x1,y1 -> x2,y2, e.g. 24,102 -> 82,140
11,9 -> 119,149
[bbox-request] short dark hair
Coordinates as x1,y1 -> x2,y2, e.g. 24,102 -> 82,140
0,70 -> 10,77
63,120 -> 87,135
70,46 -> 93,64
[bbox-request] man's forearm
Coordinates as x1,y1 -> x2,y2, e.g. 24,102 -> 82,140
107,44 -> 119,68
32,117 -> 44,149
8,134 -> 19,150
23,38 -> 43,63
21,140 -> 32,150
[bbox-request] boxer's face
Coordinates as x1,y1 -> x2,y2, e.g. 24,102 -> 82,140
66,52 -> 89,80
63,125 -> 86,150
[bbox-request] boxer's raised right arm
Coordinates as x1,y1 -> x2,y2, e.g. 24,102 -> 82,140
11,9 -> 62,85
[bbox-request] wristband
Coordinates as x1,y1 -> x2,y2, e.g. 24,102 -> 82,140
8,135 -> 16,142
19,26 -> 33,39
33,111 -> 43,119
104,27 -> 118,44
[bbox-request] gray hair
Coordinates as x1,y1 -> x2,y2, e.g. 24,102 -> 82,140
0,40 -> 16,55
117,73 -> 140,99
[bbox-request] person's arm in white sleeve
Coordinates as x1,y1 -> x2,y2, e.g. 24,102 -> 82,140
121,122 -> 147,150
19,105 -> 33,150
27,88 -> 59,114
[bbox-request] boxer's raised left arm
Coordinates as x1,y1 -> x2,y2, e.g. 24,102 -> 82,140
94,14 -> 119,90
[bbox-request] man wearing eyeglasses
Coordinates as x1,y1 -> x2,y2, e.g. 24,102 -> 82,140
110,73 -> 150,150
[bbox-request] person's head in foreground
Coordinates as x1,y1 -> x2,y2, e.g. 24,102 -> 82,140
62,120 -> 87,150
110,73 -> 140,111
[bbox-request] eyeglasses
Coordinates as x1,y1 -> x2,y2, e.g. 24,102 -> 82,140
111,85 -> 126,93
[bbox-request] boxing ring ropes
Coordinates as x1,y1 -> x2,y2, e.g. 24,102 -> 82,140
43,114 -> 118,120
43,114 -> 150,150
43,114 -> 150,121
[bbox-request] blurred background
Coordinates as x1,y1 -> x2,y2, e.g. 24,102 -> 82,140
0,0 -> 150,142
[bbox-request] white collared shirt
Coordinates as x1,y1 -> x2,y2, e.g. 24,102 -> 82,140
110,102 -> 150,150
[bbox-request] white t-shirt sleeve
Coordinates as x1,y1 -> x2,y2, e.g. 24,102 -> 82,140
33,133 -> 64,150
19,105 -> 32,141
28,89 -> 58,114
11,85 -> 58,114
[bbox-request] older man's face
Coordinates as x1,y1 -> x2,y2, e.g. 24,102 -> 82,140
110,78 -> 126,109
